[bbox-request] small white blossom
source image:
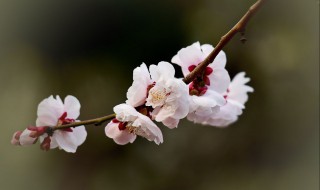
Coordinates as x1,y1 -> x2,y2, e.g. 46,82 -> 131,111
147,61 -> 189,128
105,104 -> 163,145
126,62 -> 189,128
12,95 -> 87,153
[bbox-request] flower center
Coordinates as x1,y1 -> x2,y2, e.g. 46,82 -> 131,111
57,112 -> 75,132
188,65 -> 213,96
147,85 -> 168,107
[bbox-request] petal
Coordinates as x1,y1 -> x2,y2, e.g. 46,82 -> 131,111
54,131 -> 79,153
228,72 -> 254,104
149,61 -> 175,82
210,49 -> 227,68
105,122 -> 136,145
72,125 -> 87,146
19,129 -> 37,146
36,95 -> 64,126
200,44 -> 214,57
207,68 -> 231,94
178,46 -> 204,76
114,104 -> 139,122
162,117 -> 179,129
64,95 -> 81,119
133,114 -> 163,144
126,63 -> 152,107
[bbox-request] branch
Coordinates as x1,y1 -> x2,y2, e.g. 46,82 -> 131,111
52,0 -> 265,131
53,113 -> 116,131
183,0 -> 265,84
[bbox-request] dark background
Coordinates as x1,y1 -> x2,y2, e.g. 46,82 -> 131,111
0,0 -> 318,190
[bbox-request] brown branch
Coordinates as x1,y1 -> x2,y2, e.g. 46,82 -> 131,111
183,0 -> 265,84
52,113 -> 116,131
51,0 -> 264,132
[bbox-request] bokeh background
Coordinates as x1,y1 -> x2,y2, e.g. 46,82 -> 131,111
0,0 -> 318,190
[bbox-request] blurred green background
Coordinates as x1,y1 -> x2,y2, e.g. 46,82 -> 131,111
0,0 -> 318,190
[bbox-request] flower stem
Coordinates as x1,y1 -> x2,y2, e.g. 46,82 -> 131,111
53,113 -> 116,131
183,0 -> 265,84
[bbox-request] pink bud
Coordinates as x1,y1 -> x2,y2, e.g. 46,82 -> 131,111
27,126 -> 48,138
11,131 -> 22,146
40,136 -> 51,151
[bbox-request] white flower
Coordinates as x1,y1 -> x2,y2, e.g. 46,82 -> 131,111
172,42 -> 231,123
126,62 -> 189,129
146,61 -> 189,128
105,104 -> 163,145
202,72 -> 254,127
36,95 -> 87,153
11,95 -> 87,152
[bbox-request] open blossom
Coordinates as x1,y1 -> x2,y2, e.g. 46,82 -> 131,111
126,62 -> 189,128
172,42 -> 230,122
105,104 -> 163,145
202,72 -> 254,127
11,95 -> 87,153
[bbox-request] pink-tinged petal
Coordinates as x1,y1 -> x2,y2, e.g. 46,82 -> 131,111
72,125 -> 87,146
132,115 -> 163,145
162,117 -> 179,129
36,95 -> 64,126
54,131 -> 78,153
207,68 -> 231,94
114,132 -> 136,145
19,129 -> 38,146
11,131 -> 22,145
105,122 -> 120,138
105,122 -> 136,145
64,95 -> 81,119
126,63 -> 152,107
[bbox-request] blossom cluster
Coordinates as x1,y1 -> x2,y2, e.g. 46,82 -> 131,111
12,42 -> 253,153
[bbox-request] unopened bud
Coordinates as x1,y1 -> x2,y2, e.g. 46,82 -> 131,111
11,131 -> 22,146
40,136 -> 51,151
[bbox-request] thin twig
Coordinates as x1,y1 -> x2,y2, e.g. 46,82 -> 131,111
53,113 -> 116,131
183,0 -> 265,84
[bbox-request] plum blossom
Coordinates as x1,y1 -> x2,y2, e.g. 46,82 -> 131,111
105,104 -> 163,145
201,72 -> 254,127
126,62 -> 189,128
171,42 -> 230,122
11,95 -> 87,153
